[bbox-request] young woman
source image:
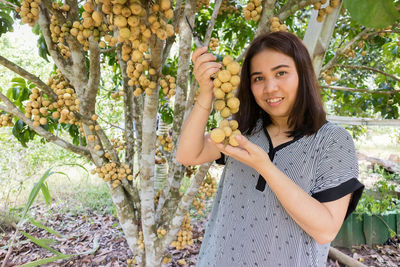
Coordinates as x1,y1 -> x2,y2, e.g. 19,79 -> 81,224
176,32 -> 364,267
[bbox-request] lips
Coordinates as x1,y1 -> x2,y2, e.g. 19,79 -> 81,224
266,97 -> 283,103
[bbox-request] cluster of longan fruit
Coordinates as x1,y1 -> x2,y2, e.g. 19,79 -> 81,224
111,137 -> 126,150
48,16 -> 72,58
343,48 -> 356,58
17,0 -> 41,26
126,258 -> 136,266
269,17 -> 288,32
47,70 -> 80,125
157,227 -> 167,238
155,148 -> 167,164
111,90 -> 125,100
25,88 -> 51,127
160,75 -> 176,98
192,173 -> 217,215
0,113 -> 13,127
196,0 -> 210,11
218,0 -> 238,16
157,134 -> 174,152
185,165 -> 197,177
321,69 -> 339,84
161,255 -> 172,265
92,162 -> 133,188
313,0 -> 340,22
243,0 -> 262,22
212,55 -> 240,117
137,231 -> 145,250
154,189 -> 164,205
209,37 -> 219,51
170,213 -> 193,250
210,119 -> 240,146
147,2 -> 175,41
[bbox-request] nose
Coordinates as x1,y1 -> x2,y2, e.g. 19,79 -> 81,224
263,78 -> 278,93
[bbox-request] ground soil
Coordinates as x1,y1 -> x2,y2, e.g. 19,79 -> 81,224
1,203 -> 399,267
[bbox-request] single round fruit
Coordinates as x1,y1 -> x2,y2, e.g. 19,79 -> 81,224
210,128 -> 225,143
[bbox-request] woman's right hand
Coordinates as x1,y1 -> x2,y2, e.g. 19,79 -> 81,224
192,47 -> 222,95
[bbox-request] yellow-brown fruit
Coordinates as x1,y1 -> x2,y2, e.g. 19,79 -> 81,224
92,11 -> 103,25
213,88 -> 225,99
226,62 -> 240,75
114,15 -> 127,27
213,78 -> 222,87
230,75 -> 240,87
94,145 -> 101,150
119,27 -> 131,40
220,107 -> 231,118
222,55 -> 234,66
219,119 -> 230,128
160,0 -> 171,11
210,128 -> 225,143
227,97 -> 240,109
217,70 -> 232,83
229,120 -> 239,130
220,82 -> 233,93
214,100 -> 225,111
229,133 -> 240,146
223,126 -> 232,137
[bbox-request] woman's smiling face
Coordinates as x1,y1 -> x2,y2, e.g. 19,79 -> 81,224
250,48 -> 299,124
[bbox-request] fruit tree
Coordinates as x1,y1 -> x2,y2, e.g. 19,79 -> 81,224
0,0 -> 399,266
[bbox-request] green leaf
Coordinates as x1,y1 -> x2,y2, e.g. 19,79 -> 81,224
28,217 -> 63,238
40,182 -> 51,206
19,168 -> 69,225
19,254 -> 72,267
344,0 -> 400,28
20,231 -> 62,255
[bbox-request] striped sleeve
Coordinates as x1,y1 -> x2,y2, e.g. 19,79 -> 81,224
311,127 -> 364,220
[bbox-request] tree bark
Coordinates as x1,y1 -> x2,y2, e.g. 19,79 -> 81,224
0,92 -> 91,160
0,55 -> 57,100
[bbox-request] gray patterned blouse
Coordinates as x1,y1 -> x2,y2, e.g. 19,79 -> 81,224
196,121 -> 364,267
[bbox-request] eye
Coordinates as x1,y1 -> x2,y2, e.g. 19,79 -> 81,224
276,71 -> 287,77
253,76 -> 264,82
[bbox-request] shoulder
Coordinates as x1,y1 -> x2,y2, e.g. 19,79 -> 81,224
312,122 -> 357,158
321,122 -> 353,141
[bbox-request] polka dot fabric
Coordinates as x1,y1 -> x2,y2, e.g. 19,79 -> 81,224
196,121 -> 364,267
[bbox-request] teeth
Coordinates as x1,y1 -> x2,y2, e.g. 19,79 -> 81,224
267,98 -> 282,103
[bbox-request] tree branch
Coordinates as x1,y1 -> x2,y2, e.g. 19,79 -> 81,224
0,0 -> 18,8
139,32 -> 164,267
320,85 -> 399,95
161,0 -> 183,65
156,0 -> 196,224
334,64 -> 400,83
277,0 -> 321,21
38,7 -> 73,80
0,104 -> 7,110
203,0 -> 223,46
117,49 -> 135,171
321,28 -> 370,72
41,0 -> 66,25
86,37 -> 101,110
0,92 -> 92,160
255,0 -> 277,36
156,162 -> 212,258
65,0 -> 79,22
100,46 -> 117,54
0,55 -> 58,100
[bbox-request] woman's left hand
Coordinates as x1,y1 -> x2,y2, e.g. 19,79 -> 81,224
209,134 -> 271,173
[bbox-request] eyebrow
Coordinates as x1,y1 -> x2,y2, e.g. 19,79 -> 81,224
250,64 -> 290,77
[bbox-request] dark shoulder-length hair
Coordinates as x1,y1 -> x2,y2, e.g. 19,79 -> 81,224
233,31 -> 326,137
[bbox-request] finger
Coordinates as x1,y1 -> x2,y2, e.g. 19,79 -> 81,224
197,63 -> 222,77
192,47 -> 208,63
194,53 -> 217,71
